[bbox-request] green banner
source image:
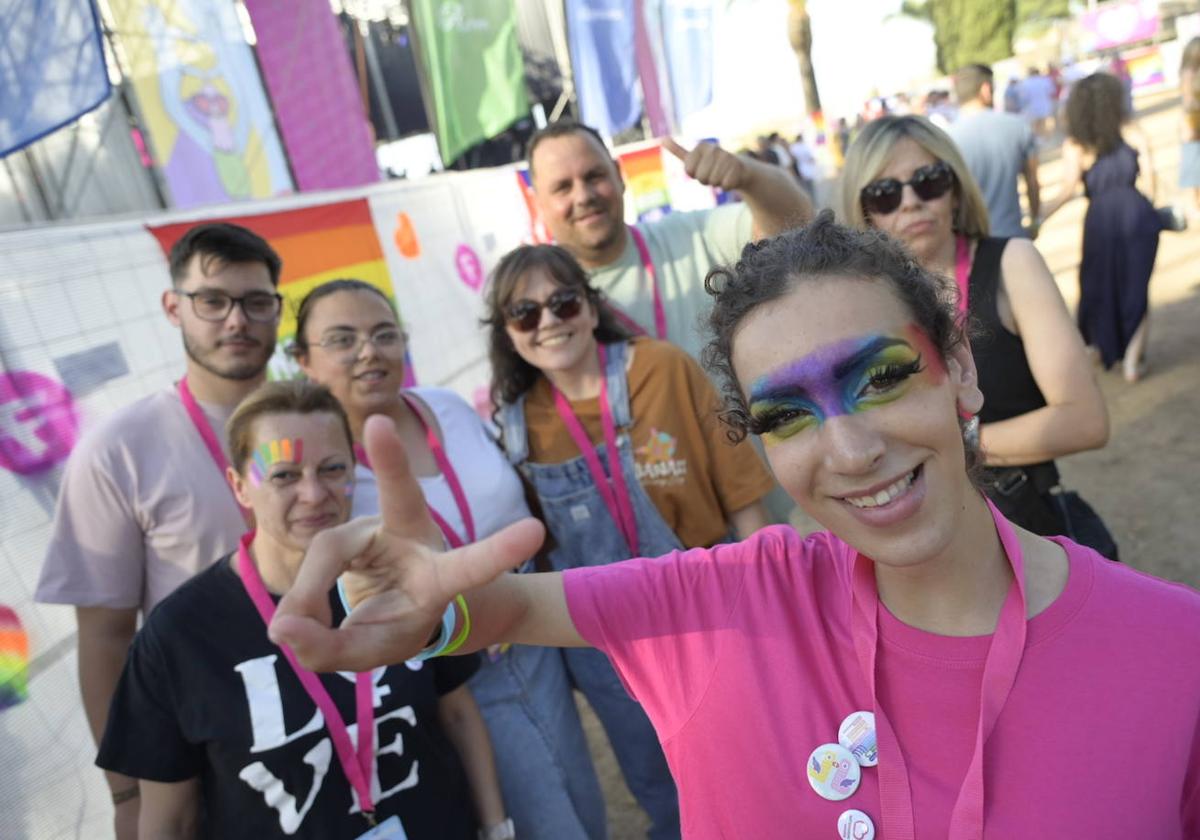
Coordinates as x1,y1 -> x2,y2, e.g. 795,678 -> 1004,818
410,0 -> 529,165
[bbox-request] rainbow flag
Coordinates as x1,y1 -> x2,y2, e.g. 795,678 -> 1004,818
618,145 -> 671,223
148,199 -> 415,383
0,606 -> 29,710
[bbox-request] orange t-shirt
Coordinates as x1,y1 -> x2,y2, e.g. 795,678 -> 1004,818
521,338 -> 776,548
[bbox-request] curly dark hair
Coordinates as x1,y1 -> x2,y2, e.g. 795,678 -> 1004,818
483,244 -> 633,413
1065,73 -> 1127,156
702,210 -> 969,449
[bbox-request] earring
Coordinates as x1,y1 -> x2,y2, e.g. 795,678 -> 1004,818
961,414 -> 980,449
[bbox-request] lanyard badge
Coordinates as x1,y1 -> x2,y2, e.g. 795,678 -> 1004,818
177,378 -> 253,527
607,226 -> 668,341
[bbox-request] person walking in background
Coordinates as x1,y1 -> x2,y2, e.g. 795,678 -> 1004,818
790,132 -> 819,197
837,115 -> 1112,553
293,279 -> 605,840
1179,38 -> 1200,222
1041,73 -> 1163,383
948,64 -> 1041,239
1019,67 -> 1058,140
483,243 -> 779,839
35,223 -> 283,839
97,381 -> 509,839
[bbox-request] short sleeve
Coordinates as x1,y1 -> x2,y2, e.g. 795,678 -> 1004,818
700,202 -> 754,265
682,351 -> 775,514
431,652 -> 481,696
563,539 -> 755,738
96,624 -> 202,782
36,435 -> 145,609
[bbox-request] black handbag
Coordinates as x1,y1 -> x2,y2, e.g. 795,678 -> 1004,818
1050,490 -> 1120,562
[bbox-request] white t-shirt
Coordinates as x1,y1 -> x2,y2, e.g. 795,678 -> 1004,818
351,387 -> 531,544
37,386 -> 246,615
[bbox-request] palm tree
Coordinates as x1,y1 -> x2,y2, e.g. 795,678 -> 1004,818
787,0 -> 822,116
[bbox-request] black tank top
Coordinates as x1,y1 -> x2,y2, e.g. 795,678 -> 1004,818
968,237 -> 1059,487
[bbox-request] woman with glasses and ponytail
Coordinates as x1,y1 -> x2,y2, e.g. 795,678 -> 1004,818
836,115 -> 1112,555
482,244 -> 776,840
292,279 -> 604,840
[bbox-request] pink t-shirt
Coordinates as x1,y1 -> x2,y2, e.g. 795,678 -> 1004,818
564,525 -> 1200,839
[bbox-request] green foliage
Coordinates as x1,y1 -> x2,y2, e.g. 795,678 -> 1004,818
928,0 -> 1017,75
1016,0 -> 1070,25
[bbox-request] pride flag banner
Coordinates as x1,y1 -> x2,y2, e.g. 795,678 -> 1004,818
618,145 -> 671,222
148,200 -> 411,381
0,606 -> 29,710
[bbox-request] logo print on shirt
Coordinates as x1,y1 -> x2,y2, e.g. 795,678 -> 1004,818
634,428 -> 687,486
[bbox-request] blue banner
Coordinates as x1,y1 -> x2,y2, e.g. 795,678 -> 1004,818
565,0 -> 641,136
658,0 -> 715,123
0,0 -> 111,157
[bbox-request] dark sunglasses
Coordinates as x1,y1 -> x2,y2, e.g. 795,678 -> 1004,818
860,161 -> 955,216
504,288 -> 584,332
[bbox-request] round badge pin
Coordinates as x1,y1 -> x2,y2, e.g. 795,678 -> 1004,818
838,710 -> 878,767
806,743 -> 861,801
837,808 -> 876,840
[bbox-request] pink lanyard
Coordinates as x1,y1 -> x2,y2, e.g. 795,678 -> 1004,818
177,378 -> 252,526
850,498 -> 1027,840
550,344 -> 640,555
607,226 -> 668,341
954,235 -> 972,317
353,394 -> 475,549
236,533 -> 377,819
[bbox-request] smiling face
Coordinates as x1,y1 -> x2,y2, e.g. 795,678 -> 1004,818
530,131 -> 627,267
732,275 -> 982,566
296,289 -> 405,425
864,137 -> 957,265
503,265 -> 600,377
228,411 -> 354,552
164,255 -> 279,381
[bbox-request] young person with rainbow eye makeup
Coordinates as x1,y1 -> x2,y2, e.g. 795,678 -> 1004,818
481,243 -> 777,840
837,115 -> 1114,557
292,279 -> 599,840
96,381 -> 506,839
269,214 -> 1200,840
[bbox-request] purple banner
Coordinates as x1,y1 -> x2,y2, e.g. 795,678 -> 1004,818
1080,0 -> 1160,52
244,0 -> 379,191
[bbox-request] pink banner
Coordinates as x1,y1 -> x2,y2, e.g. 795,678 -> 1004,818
243,0 -> 379,191
1080,0 -> 1160,52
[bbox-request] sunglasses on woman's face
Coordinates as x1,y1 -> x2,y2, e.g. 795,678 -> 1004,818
505,287 -> 584,333
860,161 -> 955,216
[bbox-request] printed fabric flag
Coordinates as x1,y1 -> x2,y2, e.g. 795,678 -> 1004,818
566,0 -> 641,137
409,0 -> 530,166
147,200 -> 411,383
106,0 -> 293,207
658,0 -> 715,124
617,145 -> 671,222
0,606 -> 29,710
243,0 -> 379,191
0,0 -> 111,157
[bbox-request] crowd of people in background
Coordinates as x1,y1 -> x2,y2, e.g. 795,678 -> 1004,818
30,36 -> 1200,840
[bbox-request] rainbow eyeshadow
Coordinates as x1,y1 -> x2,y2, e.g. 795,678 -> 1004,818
748,327 -> 940,445
249,438 -> 304,486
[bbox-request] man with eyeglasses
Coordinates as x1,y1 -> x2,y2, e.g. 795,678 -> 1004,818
36,222 -> 282,839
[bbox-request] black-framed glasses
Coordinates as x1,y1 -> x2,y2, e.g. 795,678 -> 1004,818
315,327 -> 406,359
179,290 -> 283,323
505,288 -> 584,333
860,161 -> 955,216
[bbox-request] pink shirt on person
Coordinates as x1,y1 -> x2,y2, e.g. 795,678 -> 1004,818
37,386 -> 245,616
564,522 -> 1200,839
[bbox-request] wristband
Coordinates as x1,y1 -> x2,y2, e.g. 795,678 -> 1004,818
439,595 -> 472,656
412,599 -> 459,661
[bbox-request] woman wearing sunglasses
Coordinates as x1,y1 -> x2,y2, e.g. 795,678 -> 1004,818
96,381 -> 501,838
271,214 -> 1200,840
836,115 -> 1111,552
292,280 -> 604,840
482,244 -> 776,839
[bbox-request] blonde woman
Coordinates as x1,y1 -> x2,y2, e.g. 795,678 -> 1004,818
835,115 -> 1110,554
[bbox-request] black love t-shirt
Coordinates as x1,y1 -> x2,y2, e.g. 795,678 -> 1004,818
97,557 -> 480,839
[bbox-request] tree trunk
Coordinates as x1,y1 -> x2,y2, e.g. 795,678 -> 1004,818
787,0 -> 822,117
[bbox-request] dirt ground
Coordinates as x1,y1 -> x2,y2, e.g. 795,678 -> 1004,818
579,90 -> 1200,838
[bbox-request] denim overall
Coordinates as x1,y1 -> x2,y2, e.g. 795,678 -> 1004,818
500,340 -> 682,840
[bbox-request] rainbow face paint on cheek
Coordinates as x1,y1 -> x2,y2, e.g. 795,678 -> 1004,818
248,438 -> 305,487
748,332 -> 928,444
